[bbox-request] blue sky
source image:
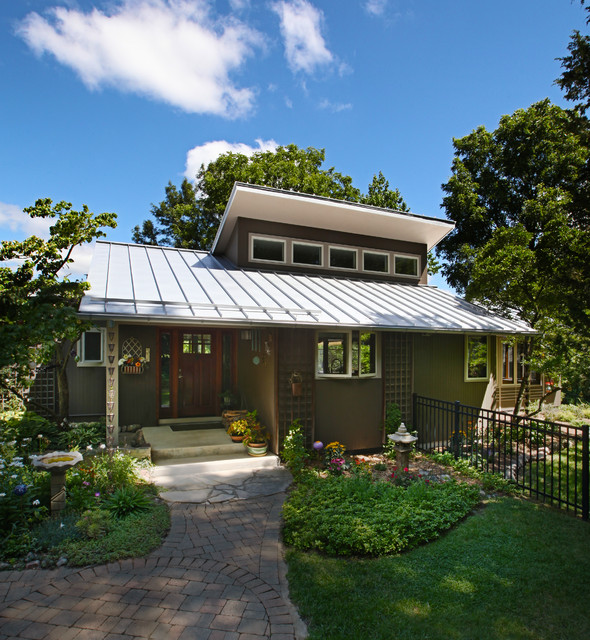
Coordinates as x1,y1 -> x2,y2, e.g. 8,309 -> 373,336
0,0 -> 587,287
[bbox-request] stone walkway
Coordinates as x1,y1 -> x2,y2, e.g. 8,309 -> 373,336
0,465 -> 307,640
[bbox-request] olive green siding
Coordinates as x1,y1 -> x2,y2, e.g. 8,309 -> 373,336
413,334 -> 496,408
315,378 -> 383,451
237,329 -> 278,451
68,364 -> 105,419
118,325 -> 158,427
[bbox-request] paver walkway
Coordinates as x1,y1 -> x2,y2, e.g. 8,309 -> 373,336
0,466 -> 307,640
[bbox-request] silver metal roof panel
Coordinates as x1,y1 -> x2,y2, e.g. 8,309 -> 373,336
79,242 -> 535,335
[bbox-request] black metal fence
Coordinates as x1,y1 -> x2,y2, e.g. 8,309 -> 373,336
413,394 -> 589,520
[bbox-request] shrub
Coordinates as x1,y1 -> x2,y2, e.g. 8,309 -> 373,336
76,509 -> 113,539
105,486 -> 152,518
57,420 -> 106,451
282,474 -> 481,556
282,420 -> 310,479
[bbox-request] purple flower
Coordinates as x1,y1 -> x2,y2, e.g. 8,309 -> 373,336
13,484 -> 27,497
83,481 -> 90,486
94,492 -> 100,498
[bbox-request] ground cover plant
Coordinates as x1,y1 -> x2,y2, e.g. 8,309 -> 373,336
0,410 -> 169,569
286,497 -> 590,640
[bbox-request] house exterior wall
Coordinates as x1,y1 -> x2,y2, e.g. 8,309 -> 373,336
118,325 -> 158,427
68,362 -> 105,419
315,378 -> 383,451
230,218 -> 429,284
236,329 -> 278,452
413,333 -> 497,409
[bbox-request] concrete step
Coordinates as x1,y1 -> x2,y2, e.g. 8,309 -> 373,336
150,440 -> 245,462
153,453 -> 280,472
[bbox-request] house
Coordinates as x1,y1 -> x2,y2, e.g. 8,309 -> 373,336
71,182 -> 541,454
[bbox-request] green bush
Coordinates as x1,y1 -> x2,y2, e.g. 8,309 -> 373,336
105,486 -> 152,518
282,474 -> 480,556
76,509 -> 113,539
61,503 -> 170,566
281,420 -> 310,480
57,420 -> 106,450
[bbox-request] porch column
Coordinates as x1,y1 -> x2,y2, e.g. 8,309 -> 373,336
105,321 -> 119,450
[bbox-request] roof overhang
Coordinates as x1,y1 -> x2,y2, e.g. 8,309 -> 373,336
212,183 -> 454,254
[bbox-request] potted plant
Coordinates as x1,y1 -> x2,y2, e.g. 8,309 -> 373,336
241,410 -> 269,456
226,417 -> 249,443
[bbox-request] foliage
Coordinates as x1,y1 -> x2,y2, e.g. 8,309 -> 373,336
0,198 -> 117,418
383,402 -> 402,458
427,451 -> 520,495
437,100 -> 590,409
133,144 -> 410,250
60,502 -> 169,567
282,473 -> 480,556
0,410 -> 59,453
105,486 -> 152,519
323,441 -> 346,464
286,497 -> 590,640
0,435 -> 49,537
56,420 -> 106,451
75,509 -> 113,539
237,410 -> 269,445
281,419 -> 310,480
67,450 -> 151,499
30,513 -> 82,552
532,401 -> 590,425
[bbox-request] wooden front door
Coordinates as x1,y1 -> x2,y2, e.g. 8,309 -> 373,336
178,330 -> 219,416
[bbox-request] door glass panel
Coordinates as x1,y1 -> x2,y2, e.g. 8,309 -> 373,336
160,332 -> 171,408
182,333 -> 212,355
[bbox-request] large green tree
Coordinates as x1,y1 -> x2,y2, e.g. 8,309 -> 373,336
437,100 -> 590,408
0,199 -> 117,419
133,144 -> 408,250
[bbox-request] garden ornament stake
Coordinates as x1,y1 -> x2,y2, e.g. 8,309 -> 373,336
387,423 -> 418,471
33,451 -> 83,513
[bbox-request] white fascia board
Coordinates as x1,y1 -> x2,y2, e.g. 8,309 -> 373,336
212,183 -> 454,253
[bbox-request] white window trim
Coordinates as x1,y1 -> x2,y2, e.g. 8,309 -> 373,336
76,328 -> 106,367
393,253 -> 420,278
362,250 -> 390,274
328,245 -> 358,271
316,330 -> 381,379
464,334 -> 489,382
250,235 -> 286,264
292,240 -> 324,267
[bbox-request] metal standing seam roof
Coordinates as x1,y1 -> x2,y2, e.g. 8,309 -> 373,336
78,242 -> 535,335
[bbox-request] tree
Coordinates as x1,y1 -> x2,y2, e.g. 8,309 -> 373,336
0,199 -> 117,419
555,2 -> 590,115
133,144 -> 408,250
437,100 -> 590,409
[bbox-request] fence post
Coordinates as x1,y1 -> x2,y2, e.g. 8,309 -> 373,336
453,400 -> 461,459
583,426 -> 589,521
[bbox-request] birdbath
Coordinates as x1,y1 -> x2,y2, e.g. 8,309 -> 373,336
32,451 -> 83,513
387,423 -> 418,470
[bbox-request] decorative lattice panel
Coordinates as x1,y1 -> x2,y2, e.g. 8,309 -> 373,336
383,332 -> 414,424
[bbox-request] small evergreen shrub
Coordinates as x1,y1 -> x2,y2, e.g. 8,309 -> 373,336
76,509 -> 113,539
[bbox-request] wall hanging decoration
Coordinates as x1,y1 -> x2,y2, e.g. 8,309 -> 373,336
119,337 -> 147,374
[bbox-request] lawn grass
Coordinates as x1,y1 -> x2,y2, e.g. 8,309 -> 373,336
286,497 -> 590,640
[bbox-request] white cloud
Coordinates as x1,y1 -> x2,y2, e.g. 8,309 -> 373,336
17,0 -> 264,118
364,0 -> 388,16
184,138 -> 278,180
0,201 -> 52,239
319,98 -> 352,113
271,0 -> 334,74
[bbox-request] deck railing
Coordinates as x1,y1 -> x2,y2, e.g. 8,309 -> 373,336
413,394 -> 589,520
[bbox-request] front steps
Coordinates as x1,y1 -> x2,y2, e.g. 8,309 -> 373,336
142,421 -> 279,471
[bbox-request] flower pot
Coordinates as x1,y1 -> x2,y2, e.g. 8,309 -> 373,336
230,434 -> 244,443
246,442 -> 268,457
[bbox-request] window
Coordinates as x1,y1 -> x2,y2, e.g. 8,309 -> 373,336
182,333 -> 212,355
363,251 -> 389,274
329,246 -> 357,270
251,236 -> 285,263
317,331 -> 379,378
293,242 -> 323,266
502,340 -> 541,385
317,333 -> 348,375
465,335 -> 489,381
394,254 -> 419,277
77,329 -> 105,366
